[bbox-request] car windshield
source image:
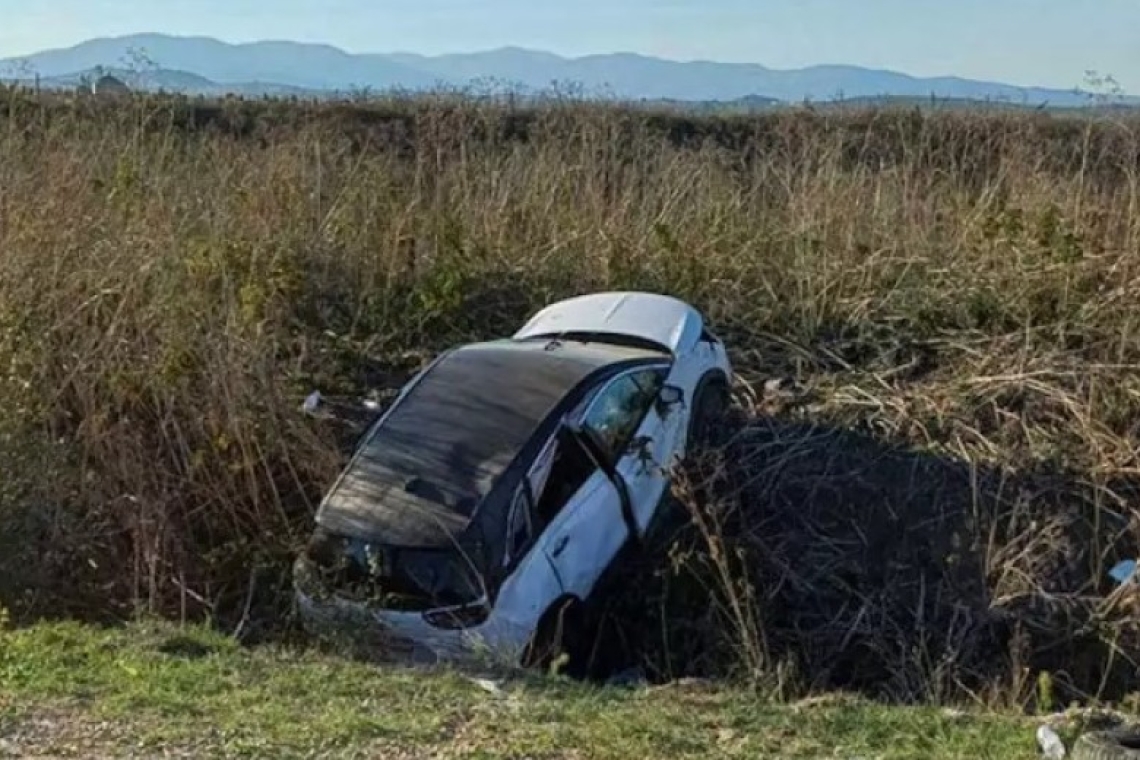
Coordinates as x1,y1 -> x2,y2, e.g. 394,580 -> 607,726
317,341 -> 638,552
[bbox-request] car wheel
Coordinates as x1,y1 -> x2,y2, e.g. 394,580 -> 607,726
521,597 -> 588,676
1073,729 -> 1140,760
687,375 -> 730,449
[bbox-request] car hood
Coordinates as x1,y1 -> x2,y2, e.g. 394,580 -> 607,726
513,291 -> 703,355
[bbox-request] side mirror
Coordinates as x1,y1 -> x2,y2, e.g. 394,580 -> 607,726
656,385 -> 684,417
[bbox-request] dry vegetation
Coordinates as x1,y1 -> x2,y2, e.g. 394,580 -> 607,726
1,86 -> 1139,709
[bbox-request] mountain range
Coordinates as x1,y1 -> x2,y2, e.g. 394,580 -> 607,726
0,33 -> 1131,107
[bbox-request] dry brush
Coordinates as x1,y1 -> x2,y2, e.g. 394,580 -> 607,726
0,87 -> 1138,704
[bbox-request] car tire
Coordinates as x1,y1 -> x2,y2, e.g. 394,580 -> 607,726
687,374 -> 730,449
1072,730 -> 1140,760
521,597 -> 588,676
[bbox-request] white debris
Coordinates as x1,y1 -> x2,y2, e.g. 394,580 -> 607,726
467,676 -> 505,698
941,707 -> 967,721
1036,724 -> 1067,759
764,377 -> 796,396
302,391 -> 323,415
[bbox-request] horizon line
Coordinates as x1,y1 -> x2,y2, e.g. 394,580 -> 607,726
0,31 -> 1130,98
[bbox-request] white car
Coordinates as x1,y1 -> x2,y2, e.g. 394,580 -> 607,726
294,292 -> 733,670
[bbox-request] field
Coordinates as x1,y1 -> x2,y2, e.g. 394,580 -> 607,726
1,86 -> 1139,754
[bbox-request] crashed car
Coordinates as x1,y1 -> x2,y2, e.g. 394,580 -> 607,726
294,291 -> 733,668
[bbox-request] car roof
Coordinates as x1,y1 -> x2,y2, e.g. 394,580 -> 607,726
316,338 -> 668,548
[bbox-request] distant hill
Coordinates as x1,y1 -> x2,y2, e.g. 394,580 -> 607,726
0,34 -> 439,92
1,33 -> 1134,107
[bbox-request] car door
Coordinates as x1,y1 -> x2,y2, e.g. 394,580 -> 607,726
578,366 -> 674,536
529,426 -> 630,602
542,470 -> 627,602
616,406 -> 686,536
483,483 -> 567,655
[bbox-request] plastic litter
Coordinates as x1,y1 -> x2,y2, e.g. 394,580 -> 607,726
1109,560 -> 1137,585
302,390 -> 323,415
1036,724 -> 1066,759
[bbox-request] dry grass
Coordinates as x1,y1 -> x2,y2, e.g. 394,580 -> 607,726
0,86 -> 1138,705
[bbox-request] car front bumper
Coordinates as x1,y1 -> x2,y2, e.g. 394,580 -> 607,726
293,558 -> 504,667
293,557 -> 442,663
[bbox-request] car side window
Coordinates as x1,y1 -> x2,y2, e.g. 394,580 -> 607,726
582,369 -> 667,460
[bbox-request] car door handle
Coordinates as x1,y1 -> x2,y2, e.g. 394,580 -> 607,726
551,535 -> 570,558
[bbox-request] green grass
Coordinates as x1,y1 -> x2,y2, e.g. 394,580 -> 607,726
0,621 -> 1033,759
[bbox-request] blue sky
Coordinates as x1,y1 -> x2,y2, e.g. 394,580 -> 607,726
0,0 -> 1136,92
